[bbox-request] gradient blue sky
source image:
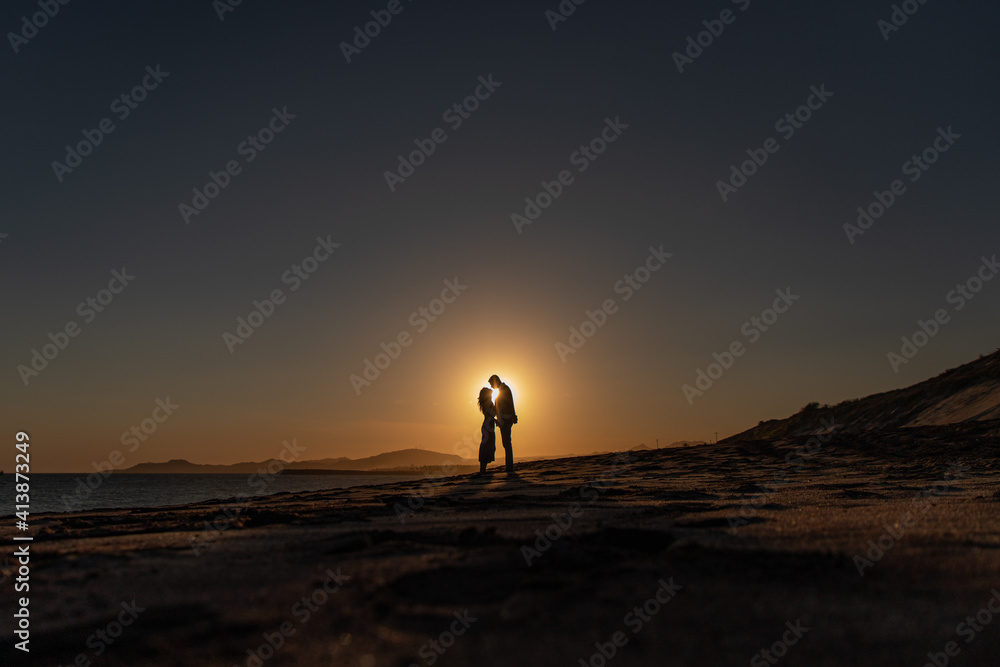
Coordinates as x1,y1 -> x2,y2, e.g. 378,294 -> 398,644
2,0 -> 998,471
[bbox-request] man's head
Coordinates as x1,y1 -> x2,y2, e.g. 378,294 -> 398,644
488,375 -> 501,389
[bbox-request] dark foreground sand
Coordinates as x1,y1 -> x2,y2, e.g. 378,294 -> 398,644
3,421 -> 1000,666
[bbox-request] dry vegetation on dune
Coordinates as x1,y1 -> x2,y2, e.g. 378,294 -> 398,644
730,348 -> 1000,441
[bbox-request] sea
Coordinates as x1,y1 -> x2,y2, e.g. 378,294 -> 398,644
0,472 -> 423,516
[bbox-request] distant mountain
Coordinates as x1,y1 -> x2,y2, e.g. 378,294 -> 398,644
119,459 -> 243,474
726,348 -> 1000,441
121,448 -> 476,474
309,448 -> 475,471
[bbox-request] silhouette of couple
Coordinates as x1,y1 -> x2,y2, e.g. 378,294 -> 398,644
478,375 -> 517,474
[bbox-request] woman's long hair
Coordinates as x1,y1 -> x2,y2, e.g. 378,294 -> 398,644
477,387 -> 494,415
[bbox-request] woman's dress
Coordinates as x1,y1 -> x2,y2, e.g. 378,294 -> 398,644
479,407 -> 496,464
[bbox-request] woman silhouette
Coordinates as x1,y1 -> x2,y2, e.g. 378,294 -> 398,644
477,387 -> 496,474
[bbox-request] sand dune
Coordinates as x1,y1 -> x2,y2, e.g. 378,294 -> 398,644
731,348 -> 1000,440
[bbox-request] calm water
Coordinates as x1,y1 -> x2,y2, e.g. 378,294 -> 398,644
1,472 -> 422,516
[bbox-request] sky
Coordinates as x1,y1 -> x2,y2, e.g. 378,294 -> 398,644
2,0 -> 998,472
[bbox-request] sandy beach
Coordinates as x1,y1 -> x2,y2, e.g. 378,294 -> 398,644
4,420 -> 1000,666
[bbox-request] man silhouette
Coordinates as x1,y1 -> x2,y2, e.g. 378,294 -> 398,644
489,375 -> 517,472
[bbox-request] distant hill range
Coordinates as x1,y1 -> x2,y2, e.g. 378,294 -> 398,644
121,448 -> 477,474
727,348 -> 1000,441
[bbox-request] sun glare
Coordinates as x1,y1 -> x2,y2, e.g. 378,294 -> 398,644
464,367 -> 526,418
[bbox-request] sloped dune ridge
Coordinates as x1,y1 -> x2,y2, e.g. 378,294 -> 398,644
730,348 -> 1000,440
